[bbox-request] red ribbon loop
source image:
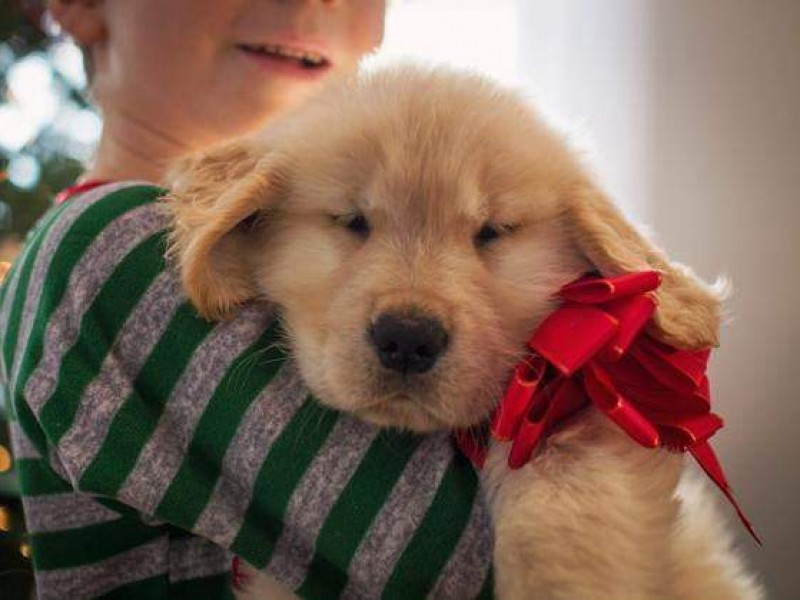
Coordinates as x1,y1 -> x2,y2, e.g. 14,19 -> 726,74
456,271 -> 760,544
559,270 -> 662,304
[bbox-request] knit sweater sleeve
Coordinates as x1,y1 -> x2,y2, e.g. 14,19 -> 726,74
0,183 -> 494,600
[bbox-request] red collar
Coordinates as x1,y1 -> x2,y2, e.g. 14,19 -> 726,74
53,179 -> 112,205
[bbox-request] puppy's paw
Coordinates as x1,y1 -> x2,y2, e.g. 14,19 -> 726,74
232,559 -> 299,600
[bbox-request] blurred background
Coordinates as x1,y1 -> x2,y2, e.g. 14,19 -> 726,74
1,0 -> 798,598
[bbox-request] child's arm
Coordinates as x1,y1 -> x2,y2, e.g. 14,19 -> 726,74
10,441 -> 232,598
1,183 -> 494,599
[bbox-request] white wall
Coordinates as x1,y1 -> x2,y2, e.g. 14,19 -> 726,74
649,3 -> 800,597
517,0 -> 654,223
516,1 -> 800,597
383,0 -> 518,84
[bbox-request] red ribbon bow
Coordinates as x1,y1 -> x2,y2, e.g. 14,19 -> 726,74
457,271 -> 760,544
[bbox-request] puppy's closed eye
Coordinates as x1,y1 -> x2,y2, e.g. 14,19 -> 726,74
332,212 -> 371,239
237,211 -> 264,231
474,222 -> 518,249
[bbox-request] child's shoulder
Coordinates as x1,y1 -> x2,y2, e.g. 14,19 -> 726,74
30,181 -> 169,256
57,180 -> 167,232
6,182 -> 175,318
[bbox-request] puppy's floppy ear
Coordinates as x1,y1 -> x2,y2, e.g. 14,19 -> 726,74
164,141 -> 284,320
567,183 -> 723,349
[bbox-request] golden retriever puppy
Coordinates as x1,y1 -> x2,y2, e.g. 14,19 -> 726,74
165,64 -> 764,600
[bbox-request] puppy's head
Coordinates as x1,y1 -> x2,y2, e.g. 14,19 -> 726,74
166,65 -> 722,433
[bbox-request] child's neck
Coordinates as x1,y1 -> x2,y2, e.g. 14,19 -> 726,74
82,107 -> 195,185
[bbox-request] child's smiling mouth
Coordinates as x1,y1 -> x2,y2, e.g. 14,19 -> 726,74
237,42 -> 332,73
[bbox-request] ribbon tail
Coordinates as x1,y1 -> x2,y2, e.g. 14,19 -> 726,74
690,442 -> 762,545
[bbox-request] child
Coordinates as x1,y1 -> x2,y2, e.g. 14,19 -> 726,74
0,1 -> 494,598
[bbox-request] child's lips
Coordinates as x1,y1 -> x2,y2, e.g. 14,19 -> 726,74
237,41 -> 331,69
236,41 -> 333,75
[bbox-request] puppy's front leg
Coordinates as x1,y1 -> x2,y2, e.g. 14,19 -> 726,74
233,562 -> 299,600
483,406 -> 684,600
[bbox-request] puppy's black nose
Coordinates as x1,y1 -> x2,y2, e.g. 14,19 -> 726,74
369,312 -> 449,374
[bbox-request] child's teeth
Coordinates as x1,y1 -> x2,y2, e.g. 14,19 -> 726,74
247,43 -> 324,65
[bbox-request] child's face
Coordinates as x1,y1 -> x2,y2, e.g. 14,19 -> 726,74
93,0 -> 386,147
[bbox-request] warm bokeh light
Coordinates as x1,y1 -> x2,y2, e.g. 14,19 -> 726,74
0,444 -> 11,472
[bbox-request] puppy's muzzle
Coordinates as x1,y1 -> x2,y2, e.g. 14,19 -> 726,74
369,312 -> 450,375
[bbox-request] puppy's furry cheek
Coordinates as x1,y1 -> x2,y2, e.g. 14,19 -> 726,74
251,222 -> 367,412
254,224 -> 347,310
486,224 -> 589,340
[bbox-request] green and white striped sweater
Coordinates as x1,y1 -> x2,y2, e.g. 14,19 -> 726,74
0,183 -> 495,600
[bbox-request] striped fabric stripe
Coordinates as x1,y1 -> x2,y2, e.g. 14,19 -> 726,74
119,304 -> 275,515
93,575 -> 169,600
34,537 -> 169,600
296,431 -> 422,599
230,396 -> 340,568
58,271 -> 186,480
22,203 -> 168,420
3,193 -> 87,374
0,184 -> 495,599
154,320 -> 289,531
2,200 -> 82,453
264,417 -> 380,590
23,491 -> 120,534
382,453 -> 481,599
40,231 -> 172,444
17,185 -> 159,406
169,536 -> 231,582
8,419 -> 40,460
167,573 -> 234,600
76,301 -> 215,495
0,201 -> 68,354
429,495 -> 495,599
192,361 -> 307,549
12,185 -> 159,457
16,457 -> 74,497
339,434 -> 456,599
30,515 -> 165,570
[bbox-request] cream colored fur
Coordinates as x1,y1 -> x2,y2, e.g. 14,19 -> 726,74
165,64 -> 764,599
